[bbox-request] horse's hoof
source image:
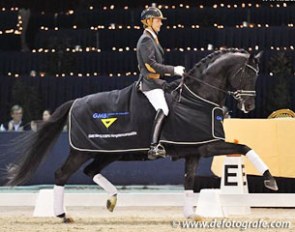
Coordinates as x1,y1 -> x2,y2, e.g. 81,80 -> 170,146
63,216 -> 75,223
106,194 -> 117,212
184,209 -> 203,221
264,178 -> 278,191
188,214 -> 204,221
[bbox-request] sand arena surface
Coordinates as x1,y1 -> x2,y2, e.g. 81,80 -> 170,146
0,207 -> 294,232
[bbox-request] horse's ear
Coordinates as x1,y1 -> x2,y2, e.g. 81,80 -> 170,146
254,51 -> 263,62
249,53 -> 254,60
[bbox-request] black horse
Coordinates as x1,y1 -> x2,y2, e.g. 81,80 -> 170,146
5,48 -> 278,222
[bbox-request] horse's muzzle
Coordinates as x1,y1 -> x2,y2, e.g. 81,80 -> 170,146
238,98 -> 255,113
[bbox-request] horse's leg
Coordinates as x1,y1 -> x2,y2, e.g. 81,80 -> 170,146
197,141 -> 278,191
83,154 -> 120,212
54,148 -> 92,222
183,155 -> 200,218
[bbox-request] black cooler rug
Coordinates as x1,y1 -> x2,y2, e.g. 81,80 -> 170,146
69,83 -> 225,152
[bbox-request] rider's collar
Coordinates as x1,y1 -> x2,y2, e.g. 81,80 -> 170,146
145,28 -> 158,42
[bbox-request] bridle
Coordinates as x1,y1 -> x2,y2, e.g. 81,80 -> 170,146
228,63 -> 258,100
175,60 -> 258,103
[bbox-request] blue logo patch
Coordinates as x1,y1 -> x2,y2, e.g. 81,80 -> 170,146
93,112 -> 129,119
216,115 -> 223,121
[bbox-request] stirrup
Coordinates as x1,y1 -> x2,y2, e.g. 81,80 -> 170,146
148,144 -> 166,160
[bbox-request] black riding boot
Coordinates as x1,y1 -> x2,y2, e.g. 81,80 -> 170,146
148,109 -> 167,160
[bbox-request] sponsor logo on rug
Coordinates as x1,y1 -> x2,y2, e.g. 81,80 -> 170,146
92,112 -> 129,128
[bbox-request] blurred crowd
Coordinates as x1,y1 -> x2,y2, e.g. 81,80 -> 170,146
0,104 -> 57,132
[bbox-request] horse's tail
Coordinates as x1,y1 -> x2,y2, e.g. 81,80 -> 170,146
6,100 -> 74,186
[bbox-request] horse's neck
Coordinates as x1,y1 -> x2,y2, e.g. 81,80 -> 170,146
186,73 -> 227,106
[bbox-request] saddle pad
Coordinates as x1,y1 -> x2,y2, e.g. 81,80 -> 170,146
69,83 -> 225,152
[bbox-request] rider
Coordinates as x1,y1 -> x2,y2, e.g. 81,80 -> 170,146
136,5 -> 185,159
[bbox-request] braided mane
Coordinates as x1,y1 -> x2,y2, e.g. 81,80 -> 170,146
189,48 -> 249,78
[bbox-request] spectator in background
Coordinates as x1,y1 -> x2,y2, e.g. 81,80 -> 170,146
40,108 -> 67,131
0,105 -> 30,132
31,109 -> 52,131
42,109 -> 51,121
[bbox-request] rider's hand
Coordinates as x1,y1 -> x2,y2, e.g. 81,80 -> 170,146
174,66 -> 185,76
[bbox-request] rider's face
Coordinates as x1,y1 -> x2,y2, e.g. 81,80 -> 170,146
152,18 -> 163,33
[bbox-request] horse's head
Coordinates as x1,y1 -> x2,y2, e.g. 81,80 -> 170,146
181,49 -> 261,113
227,51 -> 261,113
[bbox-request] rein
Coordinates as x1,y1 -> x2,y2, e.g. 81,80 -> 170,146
175,63 -> 258,102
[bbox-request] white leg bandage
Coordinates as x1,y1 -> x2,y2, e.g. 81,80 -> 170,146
183,190 -> 195,218
93,174 -> 117,196
53,185 -> 65,216
246,150 -> 268,174
143,89 -> 169,116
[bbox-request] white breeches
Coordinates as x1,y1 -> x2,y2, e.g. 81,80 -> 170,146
143,89 -> 169,116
